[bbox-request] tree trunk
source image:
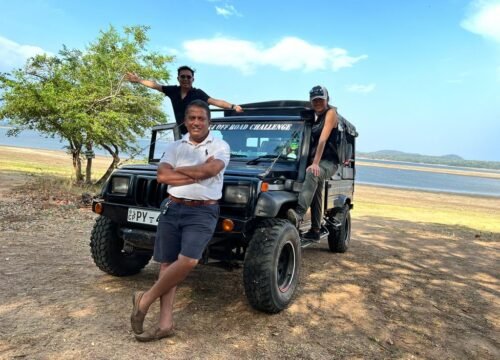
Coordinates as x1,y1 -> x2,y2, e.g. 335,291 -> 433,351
69,142 -> 84,183
85,142 -> 93,184
96,143 -> 120,185
73,154 -> 83,182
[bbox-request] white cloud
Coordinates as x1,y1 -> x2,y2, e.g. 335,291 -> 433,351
0,35 -> 51,71
182,36 -> 367,74
346,83 -> 376,93
461,0 -> 500,42
215,4 -> 242,18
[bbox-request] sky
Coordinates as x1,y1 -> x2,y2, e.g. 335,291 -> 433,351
0,0 -> 499,161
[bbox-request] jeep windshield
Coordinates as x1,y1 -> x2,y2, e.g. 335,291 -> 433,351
209,122 -> 303,162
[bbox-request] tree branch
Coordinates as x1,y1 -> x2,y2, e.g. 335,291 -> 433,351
26,71 -> 49,81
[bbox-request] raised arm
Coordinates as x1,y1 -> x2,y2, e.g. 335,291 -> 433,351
157,163 -> 196,185
207,97 -> 243,113
125,72 -> 163,92
308,108 -> 338,176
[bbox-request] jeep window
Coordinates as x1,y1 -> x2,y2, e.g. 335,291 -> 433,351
209,122 -> 302,161
151,128 -> 176,161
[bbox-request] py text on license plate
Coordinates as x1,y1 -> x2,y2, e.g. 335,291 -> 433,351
127,208 -> 160,225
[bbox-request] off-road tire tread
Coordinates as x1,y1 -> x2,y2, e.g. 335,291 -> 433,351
327,205 -> 350,253
90,216 -> 150,276
243,218 -> 300,313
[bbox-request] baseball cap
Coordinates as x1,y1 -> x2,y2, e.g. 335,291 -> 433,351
309,85 -> 328,100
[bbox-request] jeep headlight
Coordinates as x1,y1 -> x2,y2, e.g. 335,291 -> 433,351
110,177 -> 130,194
224,185 -> 250,204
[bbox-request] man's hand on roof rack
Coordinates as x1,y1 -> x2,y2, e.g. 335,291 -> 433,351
232,104 -> 243,112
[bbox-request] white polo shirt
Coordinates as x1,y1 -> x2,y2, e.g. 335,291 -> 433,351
160,132 -> 230,200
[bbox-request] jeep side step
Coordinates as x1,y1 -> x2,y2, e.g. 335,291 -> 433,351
300,227 -> 329,248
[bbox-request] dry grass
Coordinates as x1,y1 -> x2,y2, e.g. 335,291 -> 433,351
0,145 -> 114,180
354,185 -> 500,233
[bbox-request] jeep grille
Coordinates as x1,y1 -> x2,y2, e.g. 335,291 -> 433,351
134,177 -> 168,208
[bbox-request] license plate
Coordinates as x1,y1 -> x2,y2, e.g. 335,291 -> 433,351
127,208 -> 160,225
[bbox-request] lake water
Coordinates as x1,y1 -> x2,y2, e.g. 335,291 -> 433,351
356,165 -> 500,197
359,157 -> 500,174
2,127 -> 500,197
0,127 -> 150,157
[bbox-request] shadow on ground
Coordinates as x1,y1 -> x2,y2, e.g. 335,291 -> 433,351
0,205 -> 498,359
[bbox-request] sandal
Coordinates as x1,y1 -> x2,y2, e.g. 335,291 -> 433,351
130,291 -> 146,334
134,325 -> 175,342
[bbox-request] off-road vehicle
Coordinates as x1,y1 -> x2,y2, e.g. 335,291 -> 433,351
90,100 -> 358,313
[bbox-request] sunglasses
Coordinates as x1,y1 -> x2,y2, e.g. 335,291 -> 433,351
179,75 -> 193,80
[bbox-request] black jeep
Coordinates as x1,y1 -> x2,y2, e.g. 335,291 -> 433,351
90,100 -> 358,313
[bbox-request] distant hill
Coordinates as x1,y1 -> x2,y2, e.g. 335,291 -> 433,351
357,150 -> 500,170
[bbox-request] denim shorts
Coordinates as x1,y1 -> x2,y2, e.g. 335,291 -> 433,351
153,200 -> 219,263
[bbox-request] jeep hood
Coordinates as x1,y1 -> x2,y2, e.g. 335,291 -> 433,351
119,163 -> 158,172
225,162 -> 297,179
117,162 -> 296,179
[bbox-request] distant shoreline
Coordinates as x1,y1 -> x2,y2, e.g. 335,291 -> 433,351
357,159 -> 500,180
357,181 -> 500,199
0,144 -> 113,159
1,143 -> 499,175
2,144 -> 500,198
2,126 -> 499,166
357,156 -> 500,173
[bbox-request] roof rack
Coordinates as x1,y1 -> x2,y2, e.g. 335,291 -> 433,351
209,100 -> 358,136
211,100 -> 312,117
210,106 -> 310,112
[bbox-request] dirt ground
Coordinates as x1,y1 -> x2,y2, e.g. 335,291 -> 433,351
0,172 -> 498,360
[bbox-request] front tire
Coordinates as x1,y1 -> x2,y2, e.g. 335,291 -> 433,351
327,205 -> 351,253
90,216 -> 151,276
243,219 -> 301,313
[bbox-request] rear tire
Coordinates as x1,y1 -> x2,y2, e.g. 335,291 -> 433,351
90,216 -> 151,276
327,205 -> 351,253
243,219 -> 301,313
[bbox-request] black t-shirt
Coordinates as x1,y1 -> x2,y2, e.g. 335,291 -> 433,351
161,85 -> 210,133
308,107 -> 339,165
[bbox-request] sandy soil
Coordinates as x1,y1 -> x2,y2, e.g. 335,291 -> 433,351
0,172 -> 498,360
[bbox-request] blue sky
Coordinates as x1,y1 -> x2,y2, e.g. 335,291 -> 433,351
0,0 -> 499,161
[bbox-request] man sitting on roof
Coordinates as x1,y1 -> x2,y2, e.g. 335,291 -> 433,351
126,65 -> 243,134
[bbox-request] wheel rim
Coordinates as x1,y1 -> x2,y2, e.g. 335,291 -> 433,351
277,240 -> 296,293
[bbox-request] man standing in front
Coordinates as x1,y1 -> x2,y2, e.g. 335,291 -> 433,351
126,65 -> 243,134
130,99 -> 230,341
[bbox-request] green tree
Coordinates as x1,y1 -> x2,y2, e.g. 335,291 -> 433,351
0,25 -> 173,184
